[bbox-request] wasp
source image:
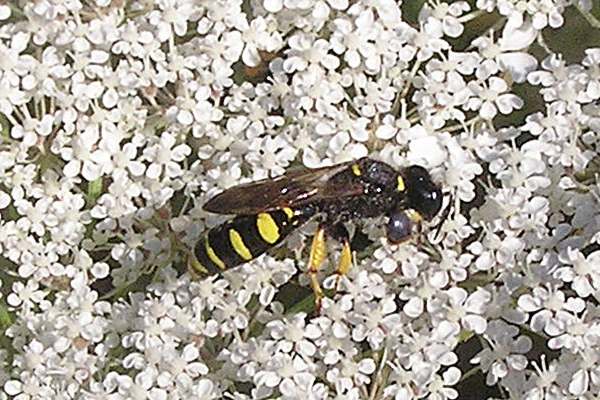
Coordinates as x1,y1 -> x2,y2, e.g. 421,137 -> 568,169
192,157 -> 442,307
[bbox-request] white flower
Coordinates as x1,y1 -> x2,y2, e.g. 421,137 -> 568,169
267,313 -> 321,357
238,16 -> 282,67
517,285 -> 585,334
471,320 -> 532,385
330,10 -> 377,69
441,287 -> 490,334
0,4 -> 10,20
567,351 -> 600,396
279,372 -> 328,400
236,257 -> 296,306
1,1 -> 600,399
148,0 -> 194,42
491,0 -> 567,30
420,1 -> 470,38
143,132 -> 191,179
326,355 -> 376,394
426,367 -> 461,400
354,77 -> 396,118
350,295 -> 400,349
555,248 -> 600,298
472,26 -> 537,83
410,18 -> 450,61
245,135 -> 297,176
112,21 -> 155,57
60,125 -> 104,181
523,355 -> 562,400
284,32 -> 339,73
545,310 -> 600,353
7,280 -> 47,309
114,368 -> 166,400
4,372 -> 53,399
254,353 -> 311,395
14,197 -> 57,236
466,76 -> 524,119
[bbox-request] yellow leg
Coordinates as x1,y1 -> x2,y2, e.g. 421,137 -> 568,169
335,240 -> 352,291
308,226 -> 327,311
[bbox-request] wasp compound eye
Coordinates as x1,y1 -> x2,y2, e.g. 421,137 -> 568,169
403,166 -> 443,220
386,208 -> 413,244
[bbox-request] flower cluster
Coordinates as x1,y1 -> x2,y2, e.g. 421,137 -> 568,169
0,0 -> 600,399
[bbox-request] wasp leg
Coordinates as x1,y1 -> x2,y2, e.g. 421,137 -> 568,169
308,225 -> 327,311
326,223 -> 352,292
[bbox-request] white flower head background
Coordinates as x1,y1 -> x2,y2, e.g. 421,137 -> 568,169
0,0 -> 599,399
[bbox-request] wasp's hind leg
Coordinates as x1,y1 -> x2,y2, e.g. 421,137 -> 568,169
308,224 -> 328,311
326,222 -> 352,293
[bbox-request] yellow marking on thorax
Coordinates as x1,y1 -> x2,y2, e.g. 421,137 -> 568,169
205,238 -> 226,270
257,212 -> 280,244
397,176 -> 405,192
352,164 -> 362,176
229,229 -> 253,261
282,207 -> 294,220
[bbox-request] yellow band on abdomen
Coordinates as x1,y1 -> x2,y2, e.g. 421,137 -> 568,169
205,238 -> 226,270
229,229 -> 253,261
256,212 -> 280,244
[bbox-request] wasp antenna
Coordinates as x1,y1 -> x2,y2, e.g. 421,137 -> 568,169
420,237 -> 443,263
431,192 -> 453,244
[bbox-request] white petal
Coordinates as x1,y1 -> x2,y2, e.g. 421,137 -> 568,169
128,161 -> 146,176
376,125 -> 396,140
479,101 -> 497,119
500,19 -> 536,51
408,136 -> 446,167
264,0 -> 283,13
242,45 -> 261,67
0,191 -> 10,209
0,5 -> 11,20
91,262 -> 110,279
403,297 -> 423,318
517,294 -> 540,312
443,19 -> 463,38
464,315 -> 487,334
82,161 -> 102,181
146,163 -> 162,179
328,0 -> 347,10
63,160 -> 81,177
102,88 -> 119,109
569,369 -> 589,396
498,53 -> 537,83
259,285 -> 275,305
497,94 -> 523,114
4,380 -> 22,395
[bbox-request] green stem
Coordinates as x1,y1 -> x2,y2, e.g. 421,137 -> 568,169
575,3 -> 600,29
458,9 -> 486,24
459,364 -> 481,383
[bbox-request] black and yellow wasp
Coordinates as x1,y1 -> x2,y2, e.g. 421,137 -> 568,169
192,157 -> 442,306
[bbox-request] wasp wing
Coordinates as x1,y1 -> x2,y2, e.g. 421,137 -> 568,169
203,160 -> 364,215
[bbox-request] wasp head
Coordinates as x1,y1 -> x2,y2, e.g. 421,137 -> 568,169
402,165 -> 442,221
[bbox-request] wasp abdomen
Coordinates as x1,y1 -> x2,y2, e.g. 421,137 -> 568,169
193,207 -> 305,274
